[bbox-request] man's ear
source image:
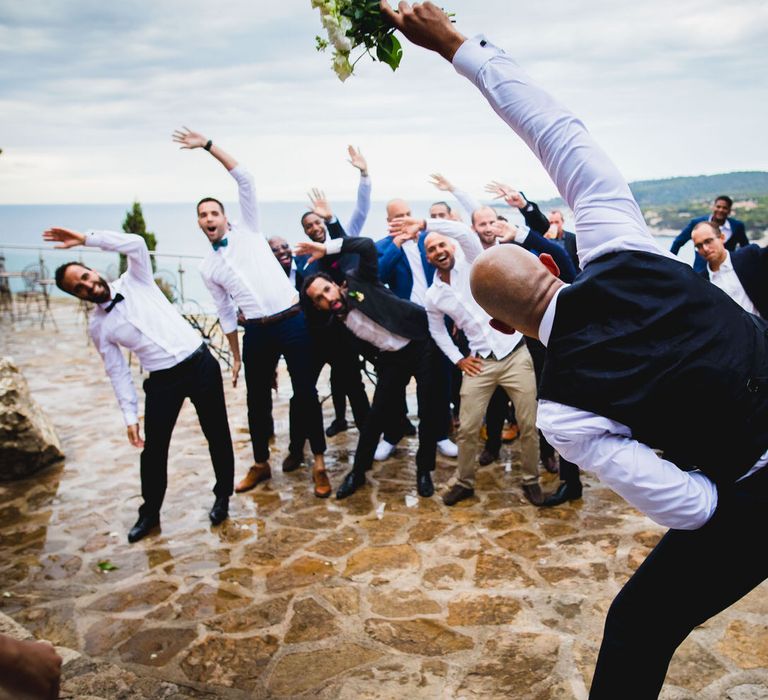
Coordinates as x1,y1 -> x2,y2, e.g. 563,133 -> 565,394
539,253 -> 560,278
490,318 -> 516,334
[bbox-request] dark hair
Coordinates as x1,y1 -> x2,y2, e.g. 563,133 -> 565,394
300,211 -> 316,227
55,261 -> 89,292
197,197 -> 225,215
714,195 -> 733,208
301,271 -> 334,299
430,200 -> 452,213
496,215 -> 508,222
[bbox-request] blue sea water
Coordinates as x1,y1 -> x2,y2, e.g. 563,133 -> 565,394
0,201 -> 683,308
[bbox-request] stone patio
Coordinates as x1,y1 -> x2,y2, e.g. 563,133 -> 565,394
1,301 -> 768,699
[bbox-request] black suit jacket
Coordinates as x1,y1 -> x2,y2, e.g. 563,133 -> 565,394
519,198 -> 581,274
701,244 -> 768,319
339,237 -> 429,342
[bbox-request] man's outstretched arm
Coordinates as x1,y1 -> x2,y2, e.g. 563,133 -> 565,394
173,127 -> 260,233
380,2 -> 660,268
346,145 -> 371,237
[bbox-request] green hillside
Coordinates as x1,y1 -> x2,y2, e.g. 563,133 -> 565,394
535,171 -> 768,235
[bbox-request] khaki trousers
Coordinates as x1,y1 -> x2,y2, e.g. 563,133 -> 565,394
455,345 -> 539,489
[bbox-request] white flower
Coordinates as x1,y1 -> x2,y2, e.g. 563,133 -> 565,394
332,53 -> 353,82
328,25 -> 352,53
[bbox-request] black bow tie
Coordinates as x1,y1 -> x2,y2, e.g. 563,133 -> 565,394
105,293 -> 124,313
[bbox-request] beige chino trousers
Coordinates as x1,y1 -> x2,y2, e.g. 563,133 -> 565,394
454,344 -> 540,489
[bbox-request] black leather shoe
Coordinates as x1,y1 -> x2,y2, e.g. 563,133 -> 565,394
478,448 -> 499,467
282,452 -> 304,473
442,484 -> 475,506
522,482 -> 545,506
336,470 -> 366,500
325,418 -> 349,437
209,496 -> 229,525
542,482 -> 583,507
127,515 -> 160,543
417,471 -> 434,498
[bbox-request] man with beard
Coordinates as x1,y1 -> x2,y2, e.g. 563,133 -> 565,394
298,235 -> 440,500
173,127 -> 330,499
45,227 -> 235,542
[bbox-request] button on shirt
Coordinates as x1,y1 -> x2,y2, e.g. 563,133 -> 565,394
424,217 -> 523,364
709,251 -> 759,316
200,166 -> 298,334
85,230 -> 201,426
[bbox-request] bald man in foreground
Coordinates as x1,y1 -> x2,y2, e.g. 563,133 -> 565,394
381,3 -> 768,698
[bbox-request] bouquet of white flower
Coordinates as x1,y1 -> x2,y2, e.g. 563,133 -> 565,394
310,0 -> 417,81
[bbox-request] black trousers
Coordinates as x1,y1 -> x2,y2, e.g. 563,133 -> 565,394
590,465 -> 768,698
242,311 -> 325,462
139,346 -> 234,517
288,331 -> 371,456
353,338 -> 440,475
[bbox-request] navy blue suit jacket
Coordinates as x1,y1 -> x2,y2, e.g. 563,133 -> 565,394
671,215 -> 748,273
701,244 -> 768,319
375,231 -> 435,300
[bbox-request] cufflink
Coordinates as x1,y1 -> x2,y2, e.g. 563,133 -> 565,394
480,39 -> 487,47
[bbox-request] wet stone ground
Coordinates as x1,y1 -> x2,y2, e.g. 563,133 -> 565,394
2,302 -> 768,699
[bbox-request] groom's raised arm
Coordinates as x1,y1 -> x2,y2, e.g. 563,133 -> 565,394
380,2 -> 658,268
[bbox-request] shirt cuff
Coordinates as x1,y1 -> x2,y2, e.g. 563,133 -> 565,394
84,230 -> 101,247
123,410 -> 139,427
453,34 -> 501,82
325,238 -> 343,255
515,226 -> 529,245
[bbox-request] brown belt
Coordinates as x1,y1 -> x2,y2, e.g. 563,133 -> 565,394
243,303 -> 301,327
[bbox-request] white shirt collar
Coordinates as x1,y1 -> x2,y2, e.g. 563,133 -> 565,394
538,284 -> 567,347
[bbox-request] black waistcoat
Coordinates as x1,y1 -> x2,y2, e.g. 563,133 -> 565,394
539,251 -> 768,485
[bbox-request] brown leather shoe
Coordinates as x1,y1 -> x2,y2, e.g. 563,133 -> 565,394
313,469 -> 332,499
502,423 -> 519,442
442,483 -> 475,506
235,463 -> 271,493
522,482 -> 544,506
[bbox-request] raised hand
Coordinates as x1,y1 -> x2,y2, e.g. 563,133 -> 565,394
43,227 -> 86,249
294,240 -> 327,264
172,126 -> 207,149
485,181 -> 527,208
308,188 -> 333,221
380,1 -> 466,62
388,215 -> 424,239
491,220 -> 519,243
347,146 -> 368,175
429,173 -> 454,192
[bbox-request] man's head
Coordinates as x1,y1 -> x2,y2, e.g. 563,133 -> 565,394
471,206 -> 498,248
197,197 -> 228,244
711,196 -> 733,226
268,236 -> 292,272
548,210 -> 565,237
429,201 -> 452,219
386,198 -> 412,222
470,244 -> 565,339
55,262 -> 111,303
301,212 -> 327,243
303,272 -> 347,317
424,232 -> 456,273
692,221 -> 727,268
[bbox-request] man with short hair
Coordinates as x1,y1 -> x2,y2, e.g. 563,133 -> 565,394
671,195 -> 748,273
299,235 -> 441,500
173,127 -> 330,498
45,226 -> 235,542
381,3 -> 768,696
693,220 -> 767,318
392,215 -> 545,506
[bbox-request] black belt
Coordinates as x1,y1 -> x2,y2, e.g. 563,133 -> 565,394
151,343 -> 206,376
243,303 -> 301,327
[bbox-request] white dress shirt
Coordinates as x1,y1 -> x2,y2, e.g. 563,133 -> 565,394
451,187 -> 482,221
343,309 -> 409,352
346,174 -> 372,237
708,251 -> 759,316
401,238 -> 429,305
200,166 -> 298,334
453,35 -> 763,530
424,218 -> 523,364
85,230 -> 202,426
712,215 -> 733,243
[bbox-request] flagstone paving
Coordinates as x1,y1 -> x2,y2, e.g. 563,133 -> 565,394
1,302 -> 768,699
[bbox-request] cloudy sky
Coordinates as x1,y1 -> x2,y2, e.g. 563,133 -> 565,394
1,0 -> 766,204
